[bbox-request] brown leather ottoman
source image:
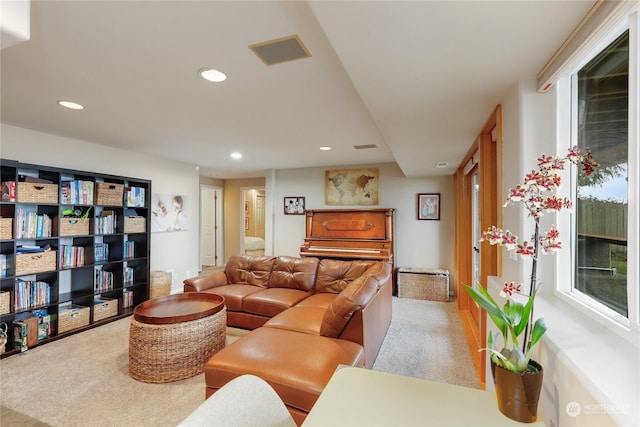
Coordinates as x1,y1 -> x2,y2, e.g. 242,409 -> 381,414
204,327 -> 365,425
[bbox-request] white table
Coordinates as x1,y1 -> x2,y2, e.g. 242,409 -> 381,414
303,366 -> 545,426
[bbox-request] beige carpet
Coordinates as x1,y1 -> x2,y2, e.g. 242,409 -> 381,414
0,297 -> 477,426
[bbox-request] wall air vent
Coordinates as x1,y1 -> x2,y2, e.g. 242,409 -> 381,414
353,144 -> 378,150
249,35 -> 311,66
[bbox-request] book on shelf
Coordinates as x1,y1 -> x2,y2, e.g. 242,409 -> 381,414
123,289 -> 134,308
13,321 -> 28,352
61,180 -> 95,205
1,254 -> 9,276
59,245 -> 85,268
126,186 -> 145,207
1,181 -> 16,202
94,243 -> 109,263
95,269 -> 114,292
123,240 -> 135,259
123,267 -> 134,285
15,207 -> 52,239
14,279 -> 51,311
96,210 -> 116,234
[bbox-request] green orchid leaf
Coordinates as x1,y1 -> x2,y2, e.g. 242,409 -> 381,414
526,318 -> 548,355
513,290 -> 537,337
464,285 -> 510,337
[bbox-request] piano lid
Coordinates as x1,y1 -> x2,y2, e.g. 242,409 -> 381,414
304,208 -> 394,240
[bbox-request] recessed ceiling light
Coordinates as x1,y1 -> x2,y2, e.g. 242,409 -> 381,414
199,68 -> 227,82
320,146 -> 332,151
57,100 -> 84,110
231,152 -> 242,159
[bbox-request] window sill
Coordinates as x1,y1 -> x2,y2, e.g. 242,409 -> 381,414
533,293 -> 640,426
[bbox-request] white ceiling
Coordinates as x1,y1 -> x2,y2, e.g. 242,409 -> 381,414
0,0 -> 595,179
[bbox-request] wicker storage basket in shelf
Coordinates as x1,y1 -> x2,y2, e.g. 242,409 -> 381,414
56,218 -> 90,236
96,183 -> 124,206
17,182 -> 59,204
0,291 -> 10,315
15,250 -> 57,276
93,297 -> 118,322
124,217 -> 146,234
0,218 -> 12,240
58,305 -> 90,333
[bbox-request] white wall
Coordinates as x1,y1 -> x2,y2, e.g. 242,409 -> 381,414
1,124 -> 200,293
272,162 -> 454,274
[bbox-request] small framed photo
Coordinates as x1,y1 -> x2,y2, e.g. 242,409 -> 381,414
284,197 -> 305,215
417,193 -> 440,220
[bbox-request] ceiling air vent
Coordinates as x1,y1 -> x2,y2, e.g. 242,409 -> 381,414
353,144 -> 378,150
249,35 -> 311,66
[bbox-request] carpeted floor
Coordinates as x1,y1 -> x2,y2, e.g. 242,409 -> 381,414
0,297 -> 478,426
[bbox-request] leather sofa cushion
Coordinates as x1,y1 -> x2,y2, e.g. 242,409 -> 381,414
315,259 -> 376,293
268,256 -> 319,292
201,285 -> 262,311
204,327 -> 364,414
225,254 -> 274,287
263,306 -> 325,335
243,288 -> 311,317
294,293 -> 337,309
320,263 -> 386,338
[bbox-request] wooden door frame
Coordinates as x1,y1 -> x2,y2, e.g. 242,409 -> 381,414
454,105 -> 502,389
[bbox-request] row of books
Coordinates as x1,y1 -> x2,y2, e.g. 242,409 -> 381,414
123,240 -> 135,259
0,254 -> 9,276
126,186 -> 146,208
96,210 -> 116,234
15,208 -> 52,239
123,266 -> 134,285
14,280 -> 51,311
1,181 -> 16,202
123,289 -> 134,308
94,243 -> 109,263
60,180 -> 94,205
95,269 -> 114,292
59,245 -> 85,269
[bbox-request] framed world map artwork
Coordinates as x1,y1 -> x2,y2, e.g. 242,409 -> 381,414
325,168 -> 379,205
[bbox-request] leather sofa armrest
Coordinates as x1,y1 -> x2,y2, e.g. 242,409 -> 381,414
183,271 -> 228,292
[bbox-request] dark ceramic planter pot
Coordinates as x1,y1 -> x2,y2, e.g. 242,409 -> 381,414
491,359 -> 543,423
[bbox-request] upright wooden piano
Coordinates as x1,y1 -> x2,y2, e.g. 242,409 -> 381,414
299,208 -> 395,273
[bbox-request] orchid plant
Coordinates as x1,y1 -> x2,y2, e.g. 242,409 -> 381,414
465,145 -> 598,373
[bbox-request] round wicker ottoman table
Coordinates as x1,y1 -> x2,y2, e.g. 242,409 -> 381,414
129,292 -> 226,383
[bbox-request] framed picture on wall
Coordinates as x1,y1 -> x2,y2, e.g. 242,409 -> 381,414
284,197 -> 305,215
417,193 -> 440,220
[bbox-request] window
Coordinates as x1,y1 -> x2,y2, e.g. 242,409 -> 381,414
573,30 -> 629,317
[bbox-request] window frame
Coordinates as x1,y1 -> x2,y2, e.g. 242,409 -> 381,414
554,10 -> 640,344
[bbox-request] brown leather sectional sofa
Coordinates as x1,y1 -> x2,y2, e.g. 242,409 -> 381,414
183,254 -> 393,425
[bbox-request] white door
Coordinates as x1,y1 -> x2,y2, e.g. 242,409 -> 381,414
200,186 -> 222,267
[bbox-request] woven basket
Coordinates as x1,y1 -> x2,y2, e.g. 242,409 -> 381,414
16,250 -> 57,276
397,268 -> 450,302
93,297 -> 118,322
17,182 -> 59,204
124,217 -> 146,234
128,306 -> 226,383
0,291 -> 10,315
0,218 -> 12,240
96,183 -> 124,206
57,218 -> 90,236
149,271 -> 172,299
58,305 -> 90,333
